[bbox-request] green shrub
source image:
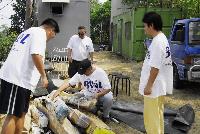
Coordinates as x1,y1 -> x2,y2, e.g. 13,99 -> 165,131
0,26 -> 17,61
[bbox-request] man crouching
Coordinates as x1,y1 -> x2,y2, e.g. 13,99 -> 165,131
52,59 -> 113,121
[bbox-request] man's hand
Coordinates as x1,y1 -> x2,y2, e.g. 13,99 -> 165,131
93,93 -> 100,99
41,76 -> 48,88
91,60 -> 96,65
68,57 -> 72,63
144,86 -> 152,95
32,54 -> 48,88
51,90 -> 61,100
143,67 -> 159,95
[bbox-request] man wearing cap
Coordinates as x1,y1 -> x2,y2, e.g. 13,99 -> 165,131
52,59 -> 113,120
67,26 -> 94,78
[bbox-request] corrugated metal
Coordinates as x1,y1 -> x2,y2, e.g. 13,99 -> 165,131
42,0 -> 70,3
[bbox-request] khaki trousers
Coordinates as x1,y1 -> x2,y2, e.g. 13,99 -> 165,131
144,96 -> 164,134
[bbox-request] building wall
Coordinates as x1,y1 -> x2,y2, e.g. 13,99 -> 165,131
112,7 -> 182,61
37,0 -> 90,56
111,0 -> 131,22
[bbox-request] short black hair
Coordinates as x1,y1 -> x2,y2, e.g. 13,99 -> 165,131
78,59 -> 91,75
41,18 -> 60,33
78,26 -> 86,30
142,12 -> 162,31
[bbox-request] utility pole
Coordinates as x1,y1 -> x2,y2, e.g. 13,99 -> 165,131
33,0 -> 39,27
25,0 -> 33,30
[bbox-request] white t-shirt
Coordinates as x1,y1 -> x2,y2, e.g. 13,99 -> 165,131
67,35 -> 94,61
69,67 -> 112,97
139,32 -> 173,98
0,27 -> 46,91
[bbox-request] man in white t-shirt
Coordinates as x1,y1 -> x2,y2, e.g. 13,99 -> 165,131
139,12 -> 173,134
0,18 -> 60,134
52,59 -> 113,121
67,26 -> 94,78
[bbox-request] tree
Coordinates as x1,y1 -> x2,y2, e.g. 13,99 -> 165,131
10,0 -> 26,33
10,0 -> 34,33
90,0 -> 111,46
25,0 -> 33,30
174,0 -> 199,18
121,0 -> 199,18
0,25 -> 17,61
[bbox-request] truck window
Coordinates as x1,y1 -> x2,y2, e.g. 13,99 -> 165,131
171,24 -> 185,44
189,21 -> 200,45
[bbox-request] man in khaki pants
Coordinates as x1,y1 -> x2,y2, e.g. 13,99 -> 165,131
139,12 -> 173,134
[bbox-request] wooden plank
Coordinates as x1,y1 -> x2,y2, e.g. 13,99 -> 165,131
0,114 -> 6,133
35,99 -> 80,134
23,107 -> 32,133
86,115 -> 115,134
69,109 -> 91,128
60,92 -> 97,111
30,105 -> 48,128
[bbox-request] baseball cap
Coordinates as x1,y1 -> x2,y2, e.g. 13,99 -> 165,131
78,59 -> 92,75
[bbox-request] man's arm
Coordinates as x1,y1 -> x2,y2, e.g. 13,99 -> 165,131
95,70 -> 111,98
32,54 -> 48,88
144,67 -> 159,95
52,82 -> 75,99
67,48 -> 72,63
89,52 -> 93,63
96,89 -> 111,98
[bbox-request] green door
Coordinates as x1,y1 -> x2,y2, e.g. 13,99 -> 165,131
118,19 -> 123,54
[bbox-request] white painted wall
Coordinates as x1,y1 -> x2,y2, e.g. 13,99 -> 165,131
37,0 -> 90,56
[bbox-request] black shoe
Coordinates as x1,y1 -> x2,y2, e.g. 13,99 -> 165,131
90,107 -> 98,115
101,116 -> 111,123
97,112 -> 110,123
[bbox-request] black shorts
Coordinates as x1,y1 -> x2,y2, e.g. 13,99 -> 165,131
0,79 -> 31,117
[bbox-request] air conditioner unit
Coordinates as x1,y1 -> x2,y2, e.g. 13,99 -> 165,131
51,3 -> 64,15
42,0 -> 70,3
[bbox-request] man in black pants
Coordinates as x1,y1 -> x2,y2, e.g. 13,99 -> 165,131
67,26 -> 94,78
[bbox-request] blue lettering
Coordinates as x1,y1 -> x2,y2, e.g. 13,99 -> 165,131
84,81 -> 89,89
94,83 -> 98,88
20,34 -> 30,44
99,82 -> 103,88
146,51 -> 150,59
15,34 -> 30,44
89,81 -> 93,88
84,80 -> 103,92
165,46 -> 171,58
15,34 -> 24,42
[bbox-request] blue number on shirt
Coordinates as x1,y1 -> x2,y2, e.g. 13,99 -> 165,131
165,46 -> 171,58
15,34 -> 30,44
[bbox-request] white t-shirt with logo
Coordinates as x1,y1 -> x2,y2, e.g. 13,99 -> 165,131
0,27 -> 46,91
67,35 -> 94,61
69,67 -> 112,97
139,32 -> 173,98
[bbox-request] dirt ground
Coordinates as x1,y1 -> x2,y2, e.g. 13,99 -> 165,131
0,51 -> 200,134
94,51 -> 200,134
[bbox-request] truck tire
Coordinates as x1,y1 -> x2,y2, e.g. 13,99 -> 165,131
173,65 -> 182,89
